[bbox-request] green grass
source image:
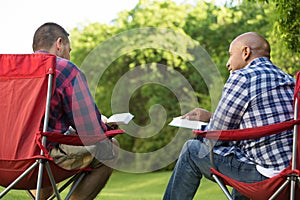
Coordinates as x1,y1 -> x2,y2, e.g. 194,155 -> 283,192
0,171 -> 227,199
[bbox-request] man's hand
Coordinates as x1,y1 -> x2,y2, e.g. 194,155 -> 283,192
102,115 -> 119,130
106,122 -> 119,130
181,108 -> 212,122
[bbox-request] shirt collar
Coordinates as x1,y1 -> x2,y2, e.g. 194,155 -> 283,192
34,50 -> 53,55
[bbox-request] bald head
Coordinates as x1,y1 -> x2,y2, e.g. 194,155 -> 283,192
231,32 -> 270,59
226,32 -> 271,72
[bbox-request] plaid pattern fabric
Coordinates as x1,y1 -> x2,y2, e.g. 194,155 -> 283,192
36,51 -> 106,137
208,57 -> 295,170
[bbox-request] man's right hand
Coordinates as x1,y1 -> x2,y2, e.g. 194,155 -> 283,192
181,108 -> 212,122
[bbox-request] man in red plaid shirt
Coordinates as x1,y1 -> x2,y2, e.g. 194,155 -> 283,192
31,22 -> 118,200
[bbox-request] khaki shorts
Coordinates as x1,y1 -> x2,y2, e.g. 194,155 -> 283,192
49,138 -> 115,170
49,144 -> 102,170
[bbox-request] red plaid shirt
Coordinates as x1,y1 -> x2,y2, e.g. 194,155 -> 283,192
36,51 -> 106,136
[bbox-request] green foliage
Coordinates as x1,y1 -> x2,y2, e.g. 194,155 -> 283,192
116,0 -> 188,31
184,0 -> 272,78
248,0 -> 300,53
69,0 -> 299,171
70,23 -> 116,66
268,31 -> 300,75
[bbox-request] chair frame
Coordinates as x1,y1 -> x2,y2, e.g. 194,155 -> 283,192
0,63 -> 64,199
193,71 -> 300,200
205,92 -> 300,200
268,96 -> 300,200
0,54 -> 124,199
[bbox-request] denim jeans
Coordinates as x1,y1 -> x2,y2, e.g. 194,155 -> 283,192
163,139 -> 268,200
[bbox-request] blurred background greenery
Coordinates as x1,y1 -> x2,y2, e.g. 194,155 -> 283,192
0,0 -> 299,199
69,0 -> 299,171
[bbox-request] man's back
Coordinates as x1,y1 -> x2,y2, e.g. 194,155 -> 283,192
48,55 -> 106,136
211,57 -> 295,170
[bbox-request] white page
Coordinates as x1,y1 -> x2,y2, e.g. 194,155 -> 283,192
169,116 -> 207,130
107,113 -> 134,124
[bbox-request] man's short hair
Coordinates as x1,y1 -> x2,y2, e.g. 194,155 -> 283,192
32,22 -> 70,52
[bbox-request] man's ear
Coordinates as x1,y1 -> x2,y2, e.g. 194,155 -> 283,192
242,46 -> 251,61
55,37 -> 63,51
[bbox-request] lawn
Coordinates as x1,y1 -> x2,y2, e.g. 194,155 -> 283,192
0,171 -> 227,199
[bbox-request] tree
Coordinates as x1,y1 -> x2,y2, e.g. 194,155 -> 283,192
70,0 -> 298,171
248,0 -> 300,53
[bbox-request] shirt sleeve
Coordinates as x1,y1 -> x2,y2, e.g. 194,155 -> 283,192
66,70 -> 107,136
208,72 -> 249,130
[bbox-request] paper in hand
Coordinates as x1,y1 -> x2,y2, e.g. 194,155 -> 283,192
169,116 -> 207,130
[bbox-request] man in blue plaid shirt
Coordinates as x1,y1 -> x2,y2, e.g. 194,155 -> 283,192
163,32 -> 295,200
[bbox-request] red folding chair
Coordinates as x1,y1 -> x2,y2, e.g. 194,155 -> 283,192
0,54 -> 123,199
193,71 -> 300,200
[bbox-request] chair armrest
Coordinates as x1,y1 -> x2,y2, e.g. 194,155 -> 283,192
193,119 -> 299,141
39,129 -> 125,146
105,129 -> 124,138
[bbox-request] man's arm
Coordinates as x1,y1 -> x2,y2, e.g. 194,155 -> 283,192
208,72 -> 249,130
66,70 -> 107,136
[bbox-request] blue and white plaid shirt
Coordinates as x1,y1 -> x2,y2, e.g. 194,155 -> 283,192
208,57 -> 295,170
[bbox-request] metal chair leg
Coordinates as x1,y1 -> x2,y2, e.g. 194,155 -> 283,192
0,161 -> 39,198
47,172 -> 87,200
212,174 -> 233,200
208,140 -> 233,200
269,179 -> 290,200
65,172 -> 87,200
45,162 -> 61,200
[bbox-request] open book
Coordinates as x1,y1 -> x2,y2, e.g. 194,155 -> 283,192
106,112 -> 134,125
169,116 -> 207,130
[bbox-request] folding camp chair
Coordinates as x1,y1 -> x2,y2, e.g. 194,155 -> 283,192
193,71 -> 300,200
0,54 -> 123,199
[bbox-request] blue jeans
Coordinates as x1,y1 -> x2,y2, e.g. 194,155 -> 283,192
163,139 -> 268,200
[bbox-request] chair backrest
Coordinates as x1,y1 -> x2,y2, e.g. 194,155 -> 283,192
0,54 -> 56,187
0,54 -> 56,159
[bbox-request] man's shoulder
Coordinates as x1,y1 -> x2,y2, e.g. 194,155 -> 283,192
56,57 -> 78,70
56,57 -> 83,75
55,57 -> 84,86
240,57 -> 284,77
